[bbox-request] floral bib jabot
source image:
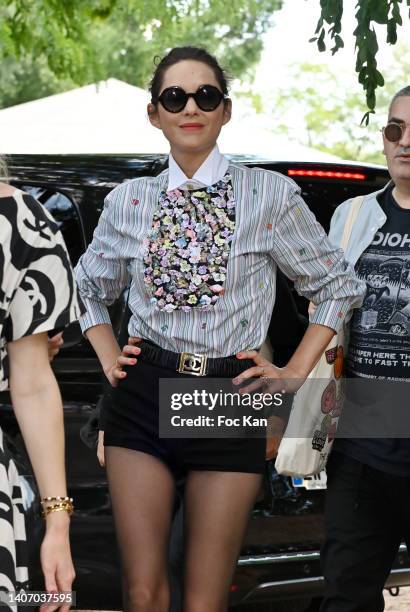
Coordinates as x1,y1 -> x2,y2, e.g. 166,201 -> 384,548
142,174 -> 235,312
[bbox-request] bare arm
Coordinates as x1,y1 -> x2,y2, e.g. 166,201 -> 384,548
8,332 -> 68,507
235,323 -> 335,390
8,332 -> 74,609
85,323 -> 123,385
284,322 -> 335,379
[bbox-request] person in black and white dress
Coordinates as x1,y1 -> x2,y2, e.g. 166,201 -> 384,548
0,158 -> 82,612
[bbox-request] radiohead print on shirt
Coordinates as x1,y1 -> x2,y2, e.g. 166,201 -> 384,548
347,187 -> 410,379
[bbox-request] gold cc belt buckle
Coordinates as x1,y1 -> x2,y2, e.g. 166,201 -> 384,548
177,352 -> 207,376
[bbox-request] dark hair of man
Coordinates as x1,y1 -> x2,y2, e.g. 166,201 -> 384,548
389,85 -> 410,115
149,46 -> 230,105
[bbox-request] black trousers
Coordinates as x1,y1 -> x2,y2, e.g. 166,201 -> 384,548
320,451 -> 410,612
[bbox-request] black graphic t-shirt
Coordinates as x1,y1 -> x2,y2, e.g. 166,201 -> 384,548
338,185 -> 410,476
0,189 -> 82,390
347,185 -> 410,379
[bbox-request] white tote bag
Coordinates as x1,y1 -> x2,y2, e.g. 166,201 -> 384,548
275,196 -> 364,476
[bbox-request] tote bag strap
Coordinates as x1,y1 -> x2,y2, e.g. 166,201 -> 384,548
340,195 -> 365,251
307,195 -> 364,318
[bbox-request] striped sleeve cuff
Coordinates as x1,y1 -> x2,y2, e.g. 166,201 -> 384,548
79,296 -> 111,334
310,297 -> 356,333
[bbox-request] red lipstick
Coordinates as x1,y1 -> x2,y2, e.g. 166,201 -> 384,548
180,123 -> 204,130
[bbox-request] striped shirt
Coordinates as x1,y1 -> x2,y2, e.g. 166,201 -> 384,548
75,162 -> 365,358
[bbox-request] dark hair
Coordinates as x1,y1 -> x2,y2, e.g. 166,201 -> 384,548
149,46 -> 230,105
389,85 -> 410,114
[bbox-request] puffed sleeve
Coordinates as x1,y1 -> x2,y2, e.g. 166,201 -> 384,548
5,193 -> 82,341
270,181 -> 365,333
74,187 -> 131,334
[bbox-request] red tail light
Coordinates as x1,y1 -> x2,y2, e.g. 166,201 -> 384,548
288,169 -> 366,180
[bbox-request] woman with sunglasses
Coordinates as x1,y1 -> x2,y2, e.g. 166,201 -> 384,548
75,46 -> 364,612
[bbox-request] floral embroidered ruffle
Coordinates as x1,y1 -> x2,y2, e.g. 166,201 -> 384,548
142,174 -> 235,312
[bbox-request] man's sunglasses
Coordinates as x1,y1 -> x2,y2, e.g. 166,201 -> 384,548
382,121 -> 410,143
157,85 -> 228,113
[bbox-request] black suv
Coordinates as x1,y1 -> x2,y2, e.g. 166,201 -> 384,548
1,154 -> 408,612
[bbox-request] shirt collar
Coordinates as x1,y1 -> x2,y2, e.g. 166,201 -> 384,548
167,145 -> 229,192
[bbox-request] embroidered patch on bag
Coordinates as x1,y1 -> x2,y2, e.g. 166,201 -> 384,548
312,429 -> 327,451
325,347 -> 337,364
334,346 -> 344,379
321,380 -> 336,414
331,392 -> 343,418
321,414 -> 332,433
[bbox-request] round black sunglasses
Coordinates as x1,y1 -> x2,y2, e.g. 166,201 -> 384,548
382,121 -> 410,143
157,85 -> 228,113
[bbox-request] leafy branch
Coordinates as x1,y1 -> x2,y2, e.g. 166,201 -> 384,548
310,0 -> 409,123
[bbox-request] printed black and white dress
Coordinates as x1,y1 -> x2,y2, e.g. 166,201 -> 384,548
0,189 -> 82,608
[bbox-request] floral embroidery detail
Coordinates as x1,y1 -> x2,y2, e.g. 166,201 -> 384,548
252,188 -> 257,195
240,318 -> 248,327
299,247 -> 306,255
161,324 -> 169,331
201,322 -> 207,329
132,199 -> 140,205
142,174 -> 235,311
266,223 -> 272,230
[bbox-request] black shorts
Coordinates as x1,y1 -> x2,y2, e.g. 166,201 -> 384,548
103,345 -> 267,476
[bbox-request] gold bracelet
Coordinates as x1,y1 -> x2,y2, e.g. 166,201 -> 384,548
41,500 -> 74,518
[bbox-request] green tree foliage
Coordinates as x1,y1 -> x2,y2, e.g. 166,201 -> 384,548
269,43 -> 410,164
0,0 -> 281,109
312,0 -> 410,122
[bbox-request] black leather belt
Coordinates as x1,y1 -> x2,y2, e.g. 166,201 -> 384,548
139,339 -> 254,377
